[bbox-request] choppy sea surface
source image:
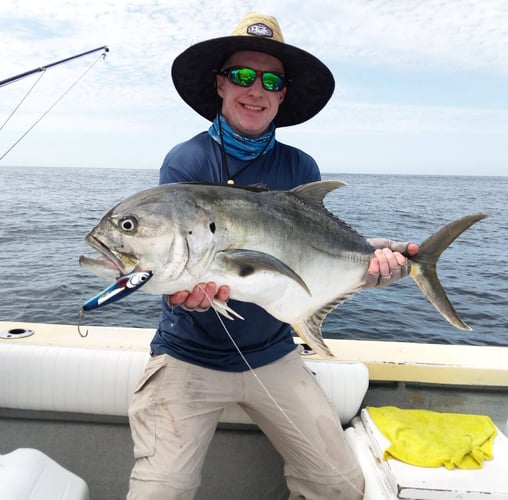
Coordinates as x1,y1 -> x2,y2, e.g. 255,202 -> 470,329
1,166 -> 506,346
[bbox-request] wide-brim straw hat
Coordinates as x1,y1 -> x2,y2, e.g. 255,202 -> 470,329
171,12 -> 335,127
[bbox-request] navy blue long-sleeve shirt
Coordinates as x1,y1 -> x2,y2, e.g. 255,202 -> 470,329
150,131 -> 320,371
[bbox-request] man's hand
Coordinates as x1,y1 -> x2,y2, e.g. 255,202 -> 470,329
166,283 -> 231,311
364,239 -> 419,288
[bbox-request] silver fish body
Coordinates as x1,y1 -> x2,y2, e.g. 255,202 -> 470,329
79,181 -> 486,358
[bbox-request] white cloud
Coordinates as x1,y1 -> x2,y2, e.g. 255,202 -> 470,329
260,0 -> 508,72
3,0 -> 508,74
1,0 -> 507,174
298,99 -> 508,137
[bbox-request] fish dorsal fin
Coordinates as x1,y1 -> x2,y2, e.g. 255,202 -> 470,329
216,249 -> 311,295
291,181 -> 347,210
291,290 -> 359,359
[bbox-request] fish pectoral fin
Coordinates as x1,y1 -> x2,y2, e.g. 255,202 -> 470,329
216,249 -> 310,295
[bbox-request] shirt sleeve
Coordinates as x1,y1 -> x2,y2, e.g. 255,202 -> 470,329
159,155 -> 194,184
159,133 -> 223,185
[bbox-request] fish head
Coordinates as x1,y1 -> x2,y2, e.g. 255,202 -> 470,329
79,184 -> 222,293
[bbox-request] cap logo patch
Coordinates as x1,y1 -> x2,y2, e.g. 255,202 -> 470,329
247,23 -> 273,38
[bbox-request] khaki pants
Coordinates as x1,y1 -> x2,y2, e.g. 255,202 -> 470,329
127,349 -> 364,499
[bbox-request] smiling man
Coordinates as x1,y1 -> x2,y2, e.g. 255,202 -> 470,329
127,12 -> 417,500
216,51 -> 286,137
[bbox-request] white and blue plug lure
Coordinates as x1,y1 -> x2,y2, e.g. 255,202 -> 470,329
78,271 -> 153,337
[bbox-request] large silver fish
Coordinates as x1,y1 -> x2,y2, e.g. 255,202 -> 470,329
79,181 -> 486,358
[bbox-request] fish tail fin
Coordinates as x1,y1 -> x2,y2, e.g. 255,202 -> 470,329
408,213 -> 487,331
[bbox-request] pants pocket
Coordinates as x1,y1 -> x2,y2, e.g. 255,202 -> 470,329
128,355 -> 167,458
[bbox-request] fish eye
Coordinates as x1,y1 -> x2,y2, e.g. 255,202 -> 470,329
130,272 -> 149,286
118,215 -> 138,233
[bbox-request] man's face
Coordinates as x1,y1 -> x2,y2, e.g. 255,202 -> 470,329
216,51 -> 286,137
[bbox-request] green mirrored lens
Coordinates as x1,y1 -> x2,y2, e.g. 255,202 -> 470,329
261,72 -> 284,91
230,68 -> 257,87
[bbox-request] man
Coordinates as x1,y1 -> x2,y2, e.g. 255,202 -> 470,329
128,13 -> 417,500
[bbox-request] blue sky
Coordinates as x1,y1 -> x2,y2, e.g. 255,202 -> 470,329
0,0 -> 507,175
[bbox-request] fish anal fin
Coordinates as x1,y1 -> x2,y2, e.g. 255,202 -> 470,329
292,294 -> 356,359
216,249 -> 310,295
292,321 -> 334,359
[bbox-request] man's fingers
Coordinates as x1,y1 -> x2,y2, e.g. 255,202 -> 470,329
216,285 -> 231,302
201,282 -> 219,308
376,248 -> 397,276
168,290 -> 189,307
406,242 -> 419,256
365,248 -> 411,288
183,282 -> 216,309
367,258 -> 380,275
166,283 -> 230,311
367,238 -> 419,256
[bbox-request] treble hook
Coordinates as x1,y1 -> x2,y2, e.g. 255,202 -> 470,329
77,309 -> 89,338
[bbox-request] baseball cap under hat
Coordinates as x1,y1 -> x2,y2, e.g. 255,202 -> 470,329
171,12 -> 335,127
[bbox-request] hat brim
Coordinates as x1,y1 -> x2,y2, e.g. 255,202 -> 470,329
171,36 -> 334,127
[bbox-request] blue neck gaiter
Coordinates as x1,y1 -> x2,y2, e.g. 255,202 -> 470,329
208,115 -> 275,160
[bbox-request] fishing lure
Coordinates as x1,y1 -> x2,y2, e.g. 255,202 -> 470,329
78,270 -> 153,337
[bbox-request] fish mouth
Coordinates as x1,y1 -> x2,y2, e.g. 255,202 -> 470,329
79,235 -> 139,277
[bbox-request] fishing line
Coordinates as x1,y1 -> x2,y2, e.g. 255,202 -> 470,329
0,72 -> 46,132
0,51 -> 107,162
196,283 -> 364,496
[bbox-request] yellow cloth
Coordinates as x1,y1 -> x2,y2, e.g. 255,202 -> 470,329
367,406 -> 497,470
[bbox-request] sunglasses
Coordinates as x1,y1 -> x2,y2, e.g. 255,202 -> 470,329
220,66 -> 286,92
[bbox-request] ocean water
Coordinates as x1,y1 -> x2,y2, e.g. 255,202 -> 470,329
0,166 -> 506,346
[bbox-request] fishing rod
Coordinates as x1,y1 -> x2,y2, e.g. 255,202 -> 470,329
0,45 -> 109,161
0,46 -> 109,88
